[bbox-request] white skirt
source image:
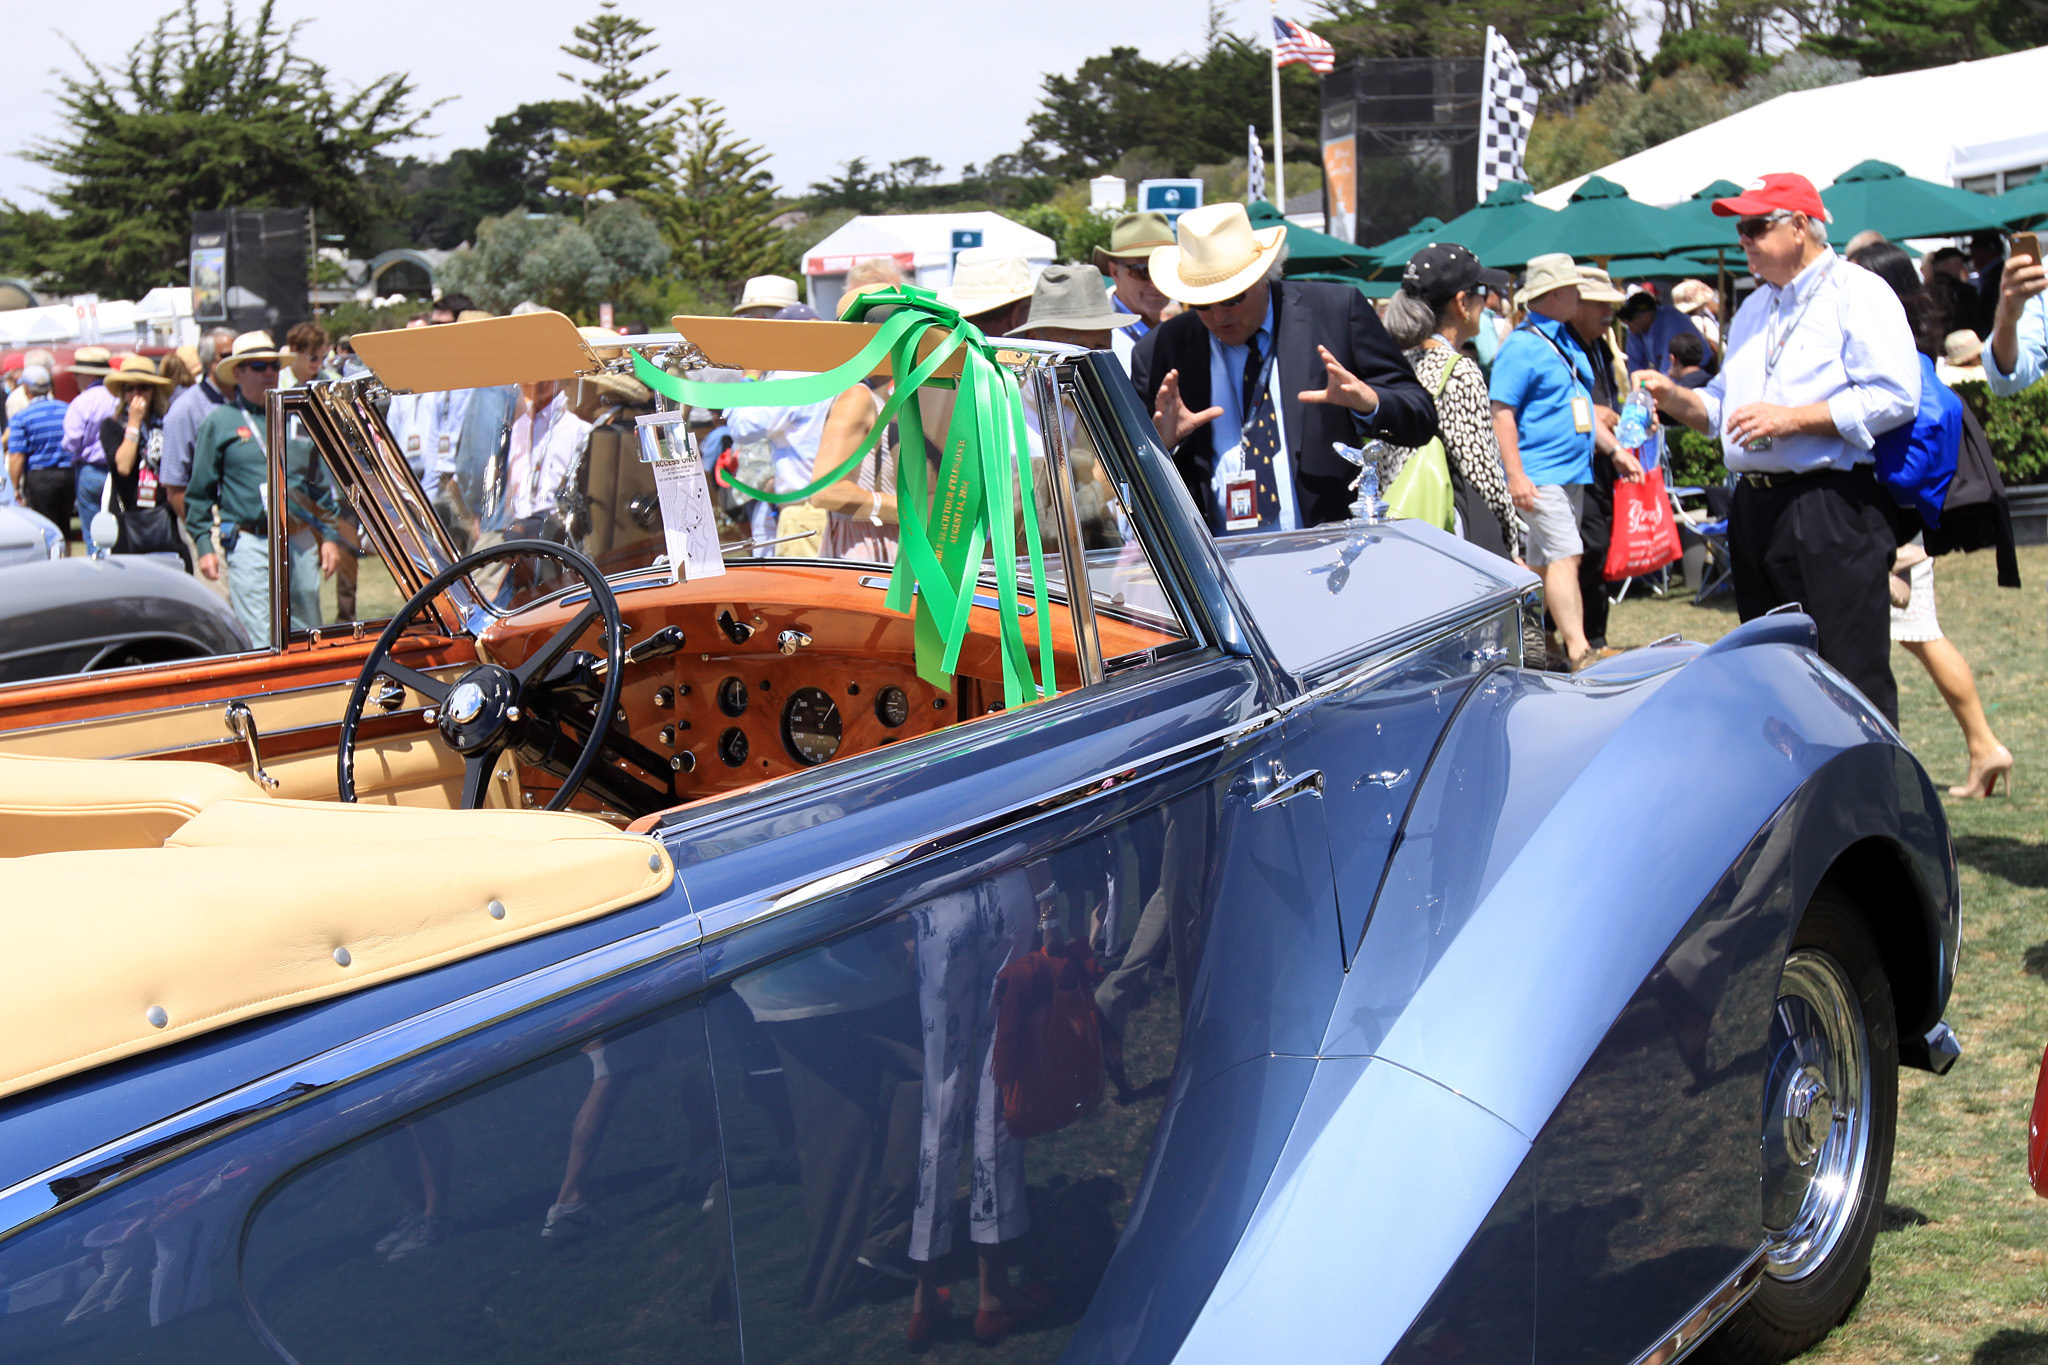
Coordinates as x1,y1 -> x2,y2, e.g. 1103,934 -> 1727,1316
1889,557 -> 1941,643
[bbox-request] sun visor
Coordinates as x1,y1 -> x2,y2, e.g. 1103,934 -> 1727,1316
670,315 -> 969,380
352,311 -> 601,393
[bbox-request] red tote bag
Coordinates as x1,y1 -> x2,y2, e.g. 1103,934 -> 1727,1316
990,939 -> 1105,1139
1604,467 -> 1684,582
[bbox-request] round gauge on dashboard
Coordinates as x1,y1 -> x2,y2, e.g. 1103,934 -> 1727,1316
875,685 -> 910,729
782,687 -> 843,767
717,677 -> 749,717
717,727 -> 749,767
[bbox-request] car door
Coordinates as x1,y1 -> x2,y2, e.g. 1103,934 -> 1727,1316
0,382 -> 493,807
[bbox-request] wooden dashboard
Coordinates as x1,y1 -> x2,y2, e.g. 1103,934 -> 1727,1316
479,562 -> 1177,814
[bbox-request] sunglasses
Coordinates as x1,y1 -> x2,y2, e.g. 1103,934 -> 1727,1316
1736,214 -> 1792,241
239,360 -> 278,374
1191,289 -> 1251,312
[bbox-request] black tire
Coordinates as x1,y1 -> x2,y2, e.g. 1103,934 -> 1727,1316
1698,889 -> 1899,1364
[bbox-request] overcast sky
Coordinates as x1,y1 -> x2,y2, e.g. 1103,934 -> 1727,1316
3,0 -> 1264,211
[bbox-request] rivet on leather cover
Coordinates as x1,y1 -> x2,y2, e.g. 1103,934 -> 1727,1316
0,826 -> 677,1100
0,754 -> 269,856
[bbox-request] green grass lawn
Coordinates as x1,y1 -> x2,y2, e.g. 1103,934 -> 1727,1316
1607,544 -> 2048,1365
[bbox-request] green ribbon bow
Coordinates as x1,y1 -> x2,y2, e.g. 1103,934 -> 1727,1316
630,286 -> 1056,709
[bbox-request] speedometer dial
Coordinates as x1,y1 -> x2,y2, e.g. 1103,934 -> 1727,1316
781,687 -> 842,766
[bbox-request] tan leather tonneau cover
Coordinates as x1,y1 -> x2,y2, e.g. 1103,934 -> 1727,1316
0,804 -> 674,1100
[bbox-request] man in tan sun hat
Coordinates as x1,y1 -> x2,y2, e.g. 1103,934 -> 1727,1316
1132,201 -> 1436,534
1489,252 -> 1600,668
937,249 -> 1038,334
1013,265 -> 1141,350
734,275 -> 803,318
1092,210 -> 1175,370
62,345 -> 121,552
187,331 -> 339,642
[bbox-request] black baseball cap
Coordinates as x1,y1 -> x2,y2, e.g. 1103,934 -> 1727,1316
1402,243 -> 1483,304
1475,267 -> 1512,297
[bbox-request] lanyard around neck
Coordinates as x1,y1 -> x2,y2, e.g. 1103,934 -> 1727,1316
1764,258 -> 1832,383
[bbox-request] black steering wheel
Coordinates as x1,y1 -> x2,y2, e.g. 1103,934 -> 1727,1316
338,539 -> 626,810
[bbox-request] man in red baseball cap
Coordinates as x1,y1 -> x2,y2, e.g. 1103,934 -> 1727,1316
1634,170 -> 1919,724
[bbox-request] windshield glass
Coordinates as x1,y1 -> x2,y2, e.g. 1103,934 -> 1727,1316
387,363 -> 1185,653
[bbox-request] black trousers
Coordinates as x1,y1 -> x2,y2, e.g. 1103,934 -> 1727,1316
23,466 -> 76,541
1729,466 -> 1898,725
1576,464 -> 1616,647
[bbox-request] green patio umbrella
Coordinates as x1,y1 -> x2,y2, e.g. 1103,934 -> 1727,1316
1356,217 -> 1449,274
1658,180 -> 1748,259
1481,176 -> 1691,267
1602,252 -> 1725,280
1422,181 -> 1558,264
1291,270 -> 1400,299
1821,160 -> 2008,242
1986,172 -> 2048,228
1246,200 -> 1377,273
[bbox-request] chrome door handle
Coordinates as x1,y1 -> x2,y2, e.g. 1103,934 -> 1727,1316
1252,767 -> 1324,811
1355,768 -> 1410,790
224,702 -> 281,790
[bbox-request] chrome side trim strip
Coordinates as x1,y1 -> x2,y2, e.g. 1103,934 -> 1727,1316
0,902 -> 697,1246
1628,1249 -> 1766,1365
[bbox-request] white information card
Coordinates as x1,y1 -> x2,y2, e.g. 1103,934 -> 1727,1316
635,410 -> 726,582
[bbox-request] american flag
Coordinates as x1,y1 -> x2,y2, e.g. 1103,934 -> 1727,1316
1273,16 -> 1335,74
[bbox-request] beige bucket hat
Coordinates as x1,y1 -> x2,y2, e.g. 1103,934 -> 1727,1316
1515,253 -> 1582,308
1015,265 -> 1141,336
937,249 -> 1037,317
1091,211 -> 1176,270
734,275 -> 802,317
67,345 -> 116,377
214,331 -> 286,388
1148,203 -> 1287,307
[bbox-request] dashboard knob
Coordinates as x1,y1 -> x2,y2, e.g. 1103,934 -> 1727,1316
777,629 -> 812,656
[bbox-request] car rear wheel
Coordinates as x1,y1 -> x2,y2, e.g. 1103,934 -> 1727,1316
1700,890 -> 1898,1365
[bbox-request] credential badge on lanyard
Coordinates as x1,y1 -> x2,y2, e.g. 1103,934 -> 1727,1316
1220,346 -> 1286,533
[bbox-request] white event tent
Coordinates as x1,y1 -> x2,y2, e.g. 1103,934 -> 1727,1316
801,212 -> 1057,317
1534,45 -> 2048,209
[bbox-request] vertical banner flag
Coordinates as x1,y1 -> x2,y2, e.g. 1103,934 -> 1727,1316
1247,125 -> 1266,205
1480,26 -> 1537,200
1273,16 -> 1335,74
1321,99 -> 1357,243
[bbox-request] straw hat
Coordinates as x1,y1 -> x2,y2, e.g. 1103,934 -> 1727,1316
1575,266 -> 1626,305
1016,265 -> 1140,336
1147,203 -> 1287,308
68,345 -> 116,377
214,331 -> 286,387
734,275 -> 802,317
1944,330 -> 1983,366
1515,253 -> 1582,307
1670,279 -> 1716,314
1091,211 -> 1176,270
103,354 -> 173,393
936,249 -> 1037,317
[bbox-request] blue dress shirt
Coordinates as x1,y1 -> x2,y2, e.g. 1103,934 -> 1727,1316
1982,292 -> 2048,395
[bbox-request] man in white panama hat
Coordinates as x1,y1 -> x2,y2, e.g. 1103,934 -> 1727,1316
936,249 -> 1039,335
1131,202 -> 1437,534
734,275 -> 803,319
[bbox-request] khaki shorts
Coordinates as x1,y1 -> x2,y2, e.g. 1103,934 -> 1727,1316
1523,484 -> 1586,568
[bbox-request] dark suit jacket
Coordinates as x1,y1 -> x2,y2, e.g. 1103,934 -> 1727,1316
1131,279 -> 1437,529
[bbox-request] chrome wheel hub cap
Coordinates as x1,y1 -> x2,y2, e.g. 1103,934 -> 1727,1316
1761,949 -> 1869,1281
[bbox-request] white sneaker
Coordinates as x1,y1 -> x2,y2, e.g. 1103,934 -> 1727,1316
541,1201 -> 603,1241
382,1214 -> 446,1262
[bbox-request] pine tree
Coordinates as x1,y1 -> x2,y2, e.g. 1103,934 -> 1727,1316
656,97 -> 791,302
549,2 -> 675,214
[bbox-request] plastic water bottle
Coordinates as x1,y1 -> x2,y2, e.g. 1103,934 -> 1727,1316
1616,381 -> 1654,450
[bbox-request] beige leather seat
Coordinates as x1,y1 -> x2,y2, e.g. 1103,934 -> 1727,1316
1,797 -> 677,1102
0,754 -> 269,856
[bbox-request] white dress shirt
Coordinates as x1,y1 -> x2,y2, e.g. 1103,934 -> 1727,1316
384,389 -> 473,484
505,391 -> 591,521
1697,249 -> 1919,474
725,371 -> 837,494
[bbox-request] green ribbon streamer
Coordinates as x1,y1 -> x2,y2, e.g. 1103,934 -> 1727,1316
632,286 -> 1054,708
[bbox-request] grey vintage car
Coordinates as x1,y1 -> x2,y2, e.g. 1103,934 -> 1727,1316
0,303 -> 1956,1365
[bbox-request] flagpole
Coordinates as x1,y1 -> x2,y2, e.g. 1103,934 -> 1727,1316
1270,0 -> 1286,212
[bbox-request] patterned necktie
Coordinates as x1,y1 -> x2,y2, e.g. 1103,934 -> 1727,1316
1237,333 -> 1283,530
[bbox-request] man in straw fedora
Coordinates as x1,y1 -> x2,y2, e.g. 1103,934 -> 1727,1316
1012,265 -> 1142,350
1092,210 -> 1175,371
63,345 -> 120,554
1131,202 -> 1437,535
186,331 -> 341,643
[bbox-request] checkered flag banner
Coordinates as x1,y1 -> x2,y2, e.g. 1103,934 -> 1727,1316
1247,124 -> 1267,204
1480,26 -> 1536,200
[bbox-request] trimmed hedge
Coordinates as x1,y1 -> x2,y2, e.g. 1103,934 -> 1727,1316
1655,381 -> 2048,489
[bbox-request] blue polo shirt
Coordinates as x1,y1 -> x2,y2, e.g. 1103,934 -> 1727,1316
9,397 -> 71,472
1489,315 -> 1594,487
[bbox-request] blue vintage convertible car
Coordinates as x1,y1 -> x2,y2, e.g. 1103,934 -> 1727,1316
0,307 -> 1957,1365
